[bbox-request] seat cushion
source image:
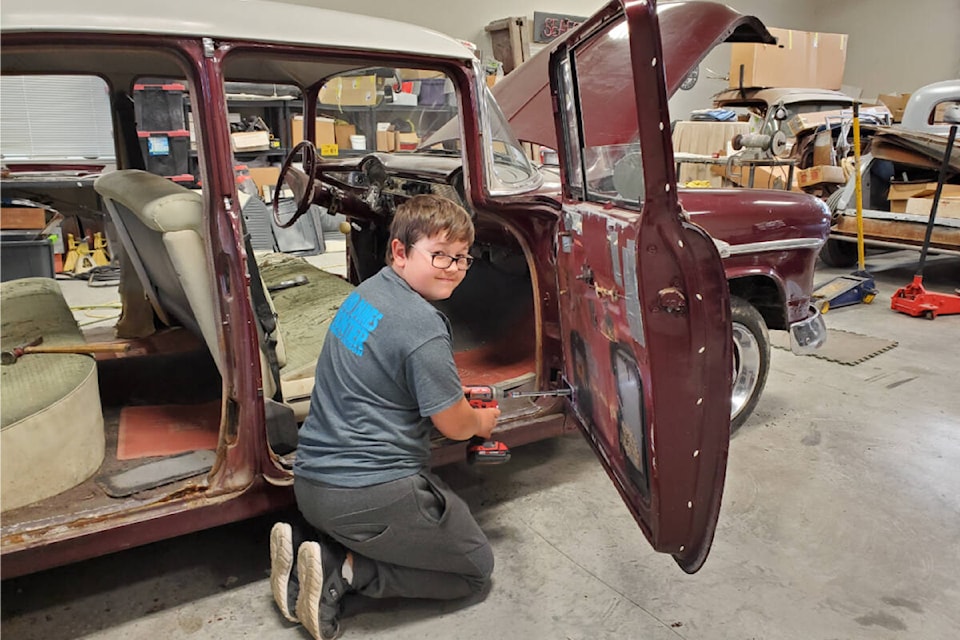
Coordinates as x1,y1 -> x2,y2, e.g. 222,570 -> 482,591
1,278 -> 105,511
256,253 -> 355,380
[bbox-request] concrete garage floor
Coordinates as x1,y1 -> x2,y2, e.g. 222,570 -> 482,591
2,248 -> 959,639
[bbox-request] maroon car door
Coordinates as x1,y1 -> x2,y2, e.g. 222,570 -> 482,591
551,0 -> 732,573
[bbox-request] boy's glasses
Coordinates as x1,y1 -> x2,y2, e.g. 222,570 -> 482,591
413,245 -> 474,271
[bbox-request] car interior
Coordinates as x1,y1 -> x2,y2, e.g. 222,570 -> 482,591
1,43 -> 543,535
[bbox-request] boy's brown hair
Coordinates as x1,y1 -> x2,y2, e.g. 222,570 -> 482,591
387,194 -> 474,264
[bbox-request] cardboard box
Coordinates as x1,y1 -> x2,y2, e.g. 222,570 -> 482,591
888,180 -> 960,212
812,130 -> 835,166
395,132 -> 420,152
248,167 -> 281,197
730,28 -> 809,88
333,123 -> 357,149
319,76 -> 378,107
787,109 -> 847,136
797,165 -> 846,188
376,123 -> 396,152
905,196 -> 960,220
230,130 -> 270,152
730,28 -> 847,89
290,116 -> 336,148
810,31 -> 847,91
877,93 -> 911,123
1,207 -> 46,230
787,105 -> 892,135
710,162 -> 802,191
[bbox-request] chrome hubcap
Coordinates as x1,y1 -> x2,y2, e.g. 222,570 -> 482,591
731,321 -> 762,419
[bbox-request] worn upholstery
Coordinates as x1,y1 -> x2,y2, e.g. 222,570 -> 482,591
0,278 -> 105,512
95,170 -> 226,373
93,170 -> 352,421
256,253 -> 355,417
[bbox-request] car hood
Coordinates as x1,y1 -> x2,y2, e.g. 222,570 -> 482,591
493,1 -> 773,150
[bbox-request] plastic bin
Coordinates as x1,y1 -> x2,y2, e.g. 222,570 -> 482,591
418,78 -> 449,107
0,238 -> 55,282
134,83 -> 186,131
138,130 -> 191,178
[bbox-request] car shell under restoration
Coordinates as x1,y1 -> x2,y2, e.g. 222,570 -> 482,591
0,0 -> 819,581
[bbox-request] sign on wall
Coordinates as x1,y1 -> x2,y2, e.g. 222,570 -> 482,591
532,12 -> 587,44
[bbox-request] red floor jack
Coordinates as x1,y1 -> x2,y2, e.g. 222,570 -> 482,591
890,121 -> 960,320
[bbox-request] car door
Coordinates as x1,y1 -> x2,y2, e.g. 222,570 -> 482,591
551,0 -> 732,573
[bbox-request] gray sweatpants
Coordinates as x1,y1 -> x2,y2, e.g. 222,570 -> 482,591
294,470 -> 493,600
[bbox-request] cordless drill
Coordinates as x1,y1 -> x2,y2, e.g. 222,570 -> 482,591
463,386 -> 511,465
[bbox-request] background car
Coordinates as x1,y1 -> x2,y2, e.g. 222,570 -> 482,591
712,87 -> 891,162
822,79 -> 960,266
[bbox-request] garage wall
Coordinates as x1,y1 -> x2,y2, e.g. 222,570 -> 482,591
811,0 -> 960,99
273,0 -> 596,57
666,0 -> 818,123
274,0 -> 815,123
273,0 -> 813,62
275,0 -> 958,118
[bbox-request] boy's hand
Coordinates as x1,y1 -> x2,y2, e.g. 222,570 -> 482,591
432,398 -> 500,441
473,407 -> 501,440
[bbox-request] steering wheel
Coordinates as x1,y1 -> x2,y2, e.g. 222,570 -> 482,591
273,140 -> 318,229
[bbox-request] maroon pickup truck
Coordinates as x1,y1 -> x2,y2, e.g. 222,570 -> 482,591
1,0 -> 824,579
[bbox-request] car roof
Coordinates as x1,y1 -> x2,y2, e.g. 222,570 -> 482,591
713,87 -> 852,107
0,0 -> 475,62
900,79 -> 960,134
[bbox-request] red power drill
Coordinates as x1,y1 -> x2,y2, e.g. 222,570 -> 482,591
463,386 -> 511,465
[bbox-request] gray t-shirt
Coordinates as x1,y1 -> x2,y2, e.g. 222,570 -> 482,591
294,266 -> 464,487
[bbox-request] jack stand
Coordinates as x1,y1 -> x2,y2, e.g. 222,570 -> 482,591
812,103 -> 876,313
91,232 -> 110,266
62,233 -> 98,275
891,122 -> 960,320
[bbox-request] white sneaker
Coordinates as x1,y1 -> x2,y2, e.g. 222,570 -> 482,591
269,522 -> 298,622
295,540 -> 345,640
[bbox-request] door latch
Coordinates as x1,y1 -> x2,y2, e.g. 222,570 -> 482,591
576,264 -> 595,286
658,287 -> 687,314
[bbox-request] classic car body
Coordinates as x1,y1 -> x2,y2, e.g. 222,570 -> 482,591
711,86 -> 889,167
1,0 -> 746,578
489,2 -> 829,429
823,79 -> 960,266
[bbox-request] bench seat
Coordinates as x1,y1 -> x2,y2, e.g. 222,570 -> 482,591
255,253 -> 354,414
1,278 -> 105,512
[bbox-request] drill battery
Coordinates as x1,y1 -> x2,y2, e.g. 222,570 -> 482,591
463,386 -> 510,465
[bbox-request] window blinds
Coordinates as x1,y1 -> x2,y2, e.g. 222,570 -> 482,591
1,75 -> 116,161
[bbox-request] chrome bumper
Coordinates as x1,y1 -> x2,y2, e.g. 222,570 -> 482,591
789,305 -> 827,355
